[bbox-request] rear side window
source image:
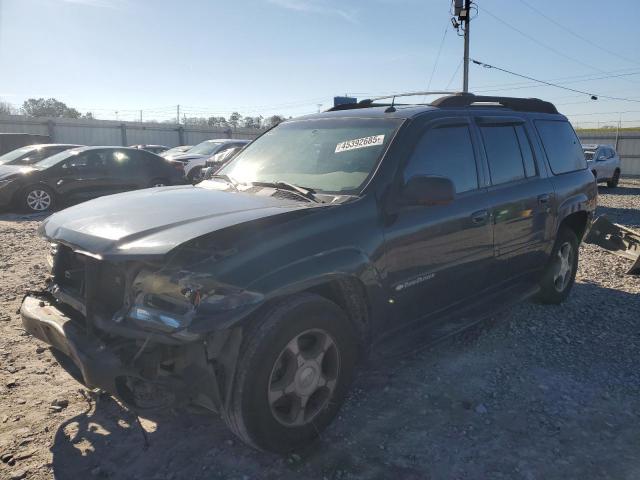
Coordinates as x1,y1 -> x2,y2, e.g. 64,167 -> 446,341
480,125 -> 526,185
404,125 -> 478,193
535,120 -> 586,174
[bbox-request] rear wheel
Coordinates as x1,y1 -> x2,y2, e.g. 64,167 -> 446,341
22,185 -> 55,213
222,294 -> 358,452
607,169 -> 620,188
536,226 -> 579,304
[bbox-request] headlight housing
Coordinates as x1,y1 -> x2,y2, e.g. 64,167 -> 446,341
127,269 -> 263,334
0,178 -> 16,189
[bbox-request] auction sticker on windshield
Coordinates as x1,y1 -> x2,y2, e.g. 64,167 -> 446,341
335,135 -> 385,153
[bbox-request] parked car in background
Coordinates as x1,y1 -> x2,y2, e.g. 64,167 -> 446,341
172,139 -> 250,181
130,144 -> 169,154
160,145 -> 192,160
200,145 -> 244,180
19,93 -> 596,452
0,133 -> 51,155
0,144 -> 82,166
0,146 -> 184,212
582,144 -> 621,187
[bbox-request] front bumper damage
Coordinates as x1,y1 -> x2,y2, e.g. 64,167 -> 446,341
20,292 -> 243,412
584,216 -> 640,275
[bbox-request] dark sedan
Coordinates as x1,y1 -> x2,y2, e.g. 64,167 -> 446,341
0,144 -> 82,166
0,146 -> 185,212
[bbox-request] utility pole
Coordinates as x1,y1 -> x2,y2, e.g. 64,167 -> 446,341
139,110 -> 143,123
462,0 -> 471,92
452,0 -> 472,92
176,105 -> 180,125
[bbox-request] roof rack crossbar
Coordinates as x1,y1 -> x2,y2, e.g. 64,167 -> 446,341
430,93 -> 559,114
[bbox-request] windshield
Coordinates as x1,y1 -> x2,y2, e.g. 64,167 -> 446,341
219,118 -> 402,193
583,150 -> 595,161
0,146 -> 34,165
188,140 -> 224,156
33,148 -> 83,169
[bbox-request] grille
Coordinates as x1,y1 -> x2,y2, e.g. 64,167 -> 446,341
52,245 -> 125,316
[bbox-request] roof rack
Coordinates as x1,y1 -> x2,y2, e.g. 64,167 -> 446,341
430,93 -> 559,114
327,92 -> 559,114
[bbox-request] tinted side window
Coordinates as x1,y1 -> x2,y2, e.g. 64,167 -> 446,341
480,125 -> 525,185
108,150 -> 140,175
515,126 -> 537,177
535,120 -> 586,174
67,151 -> 108,171
404,125 -> 478,193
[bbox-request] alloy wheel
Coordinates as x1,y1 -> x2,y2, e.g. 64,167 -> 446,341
26,189 -> 52,212
553,242 -> 574,292
268,329 -> 340,427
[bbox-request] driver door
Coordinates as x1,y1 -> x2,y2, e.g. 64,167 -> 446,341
383,117 -> 494,327
56,150 -> 114,201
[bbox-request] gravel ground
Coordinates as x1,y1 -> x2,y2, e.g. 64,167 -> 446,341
1,180 -> 639,480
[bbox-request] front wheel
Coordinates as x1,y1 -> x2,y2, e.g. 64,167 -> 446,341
22,185 -> 55,213
607,169 -> 620,188
536,226 -> 579,304
222,294 -> 358,452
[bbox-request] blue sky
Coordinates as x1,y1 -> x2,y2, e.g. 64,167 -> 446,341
0,0 -> 639,127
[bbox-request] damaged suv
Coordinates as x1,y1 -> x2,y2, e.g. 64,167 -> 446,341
21,93 -> 596,452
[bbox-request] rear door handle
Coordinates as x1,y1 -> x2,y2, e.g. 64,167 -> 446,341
471,209 -> 489,225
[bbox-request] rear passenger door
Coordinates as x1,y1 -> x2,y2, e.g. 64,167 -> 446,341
475,116 -> 554,284
383,117 -> 494,325
106,150 -> 146,192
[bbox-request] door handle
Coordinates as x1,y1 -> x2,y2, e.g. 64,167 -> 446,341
471,209 -> 489,225
537,194 -> 550,205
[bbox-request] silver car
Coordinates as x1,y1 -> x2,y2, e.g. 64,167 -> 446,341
582,144 -> 621,188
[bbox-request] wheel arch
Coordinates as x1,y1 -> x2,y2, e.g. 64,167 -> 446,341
13,182 -> 57,207
559,210 -> 590,242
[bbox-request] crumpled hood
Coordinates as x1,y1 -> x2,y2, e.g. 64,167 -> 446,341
40,185 -> 315,260
0,165 -> 36,180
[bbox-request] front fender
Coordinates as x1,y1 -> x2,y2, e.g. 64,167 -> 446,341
247,246 -> 383,301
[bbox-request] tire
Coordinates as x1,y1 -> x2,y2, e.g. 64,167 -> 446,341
22,185 -> 55,213
222,293 -> 358,452
149,178 -> 169,188
536,226 -> 579,305
607,169 -> 620,188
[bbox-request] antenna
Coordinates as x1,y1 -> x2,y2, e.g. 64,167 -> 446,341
385,96 -> 397,113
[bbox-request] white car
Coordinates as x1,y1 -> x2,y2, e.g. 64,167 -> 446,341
172,139 -> 250,181
582,144 -> 621,188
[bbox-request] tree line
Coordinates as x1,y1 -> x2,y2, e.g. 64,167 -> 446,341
0,98 -> 287,129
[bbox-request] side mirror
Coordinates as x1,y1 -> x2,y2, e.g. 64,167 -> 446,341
402,175 -> 455,206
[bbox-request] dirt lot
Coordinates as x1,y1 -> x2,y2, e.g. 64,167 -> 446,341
1,181 -> 639,480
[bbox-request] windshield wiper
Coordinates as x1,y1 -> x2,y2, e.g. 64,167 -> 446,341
208,174 -> 238,191
251,181 -> 322,203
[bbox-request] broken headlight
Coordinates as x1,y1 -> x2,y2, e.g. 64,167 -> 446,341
127,269 -> 263,334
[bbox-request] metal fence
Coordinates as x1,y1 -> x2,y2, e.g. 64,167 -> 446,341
0,114 -> 263,147
1,114 -> 639,176
577,130 -> 640,176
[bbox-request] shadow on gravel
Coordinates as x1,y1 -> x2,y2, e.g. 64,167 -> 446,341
595,205 -> 640,225
49,282 -> 640,479
598,185 -> 640,196
0,212 -> 50,223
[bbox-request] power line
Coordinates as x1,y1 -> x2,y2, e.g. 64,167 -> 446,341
517,0 -> 640,68
479,5 -> 638,82
471,59 -> 640,104
427,26 -> 448,91
446,58 -> 463,90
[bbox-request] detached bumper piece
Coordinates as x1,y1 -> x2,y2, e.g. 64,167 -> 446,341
20,295 -> 199,410
585,216 -> 640,275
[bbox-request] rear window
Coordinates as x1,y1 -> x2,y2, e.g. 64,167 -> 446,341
535,120 -> 586,174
